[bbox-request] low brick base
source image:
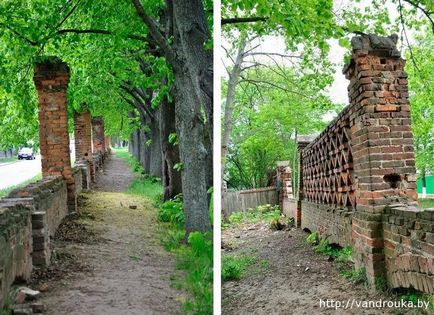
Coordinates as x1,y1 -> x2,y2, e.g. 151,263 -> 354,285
301,201 -> 353,247
282,197 -> 301,227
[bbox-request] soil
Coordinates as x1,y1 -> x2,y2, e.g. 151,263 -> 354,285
31,154 -> 182,315
222,220 -> 417,315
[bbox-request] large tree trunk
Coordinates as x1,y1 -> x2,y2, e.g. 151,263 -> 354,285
149,106 -> 163,177
174,72 -> 211,233
160,97 -> 182,200
139,126 -> 151,174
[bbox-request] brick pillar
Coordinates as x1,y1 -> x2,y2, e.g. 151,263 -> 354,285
91,116 -> 106,154
296,137 -> 312,227
33,57 -> 76,212
74,109 -> 95,183
343,34 -> 417,286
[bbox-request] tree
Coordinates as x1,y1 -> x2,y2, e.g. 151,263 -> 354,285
0,0 -> 212,233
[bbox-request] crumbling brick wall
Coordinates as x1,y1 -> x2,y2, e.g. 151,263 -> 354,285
33,57 -> 76,212
295,34 -> 433,292
0,203 -> 33,310
383,204 -> 434,292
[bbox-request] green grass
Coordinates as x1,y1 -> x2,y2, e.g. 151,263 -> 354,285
114,147 -> 163,201
418,198 -> 434,209
0,157 -> 18,164
226,205 -> 281,225
306,231 -> 352,263
0,173 -> 42,198
118,148 -> 212,314
341,267 -> 368,285
222,255 -> 257,281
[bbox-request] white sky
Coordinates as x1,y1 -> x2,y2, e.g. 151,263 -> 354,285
221,0 -> 415,106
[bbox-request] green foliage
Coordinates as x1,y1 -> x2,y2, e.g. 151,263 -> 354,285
155,185 -> 212,314
418,198 -> 434,209
341,267 -> 368,285
222,255 -> 256,281
158,195 -> 185,228
306,232 -> 352,263
227,206 -> 281,225
398,290 -> 434,314
224,66 -> 342,189
175,232 -> 213,315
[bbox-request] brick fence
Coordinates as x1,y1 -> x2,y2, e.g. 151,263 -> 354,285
0,57 -> 110,310
283,34 -> 433,293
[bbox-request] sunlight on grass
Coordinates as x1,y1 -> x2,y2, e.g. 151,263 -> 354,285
0,173 -> 42,198
0,157 -> 18,164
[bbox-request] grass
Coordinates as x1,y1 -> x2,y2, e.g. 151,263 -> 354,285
418,198 -> 434,209
394,288 -> 434,315
117,148 -> 212,314
340,267 -> 368,285
225,204 -> 282,226
0,156 -> 18,164
306,231 -> 352,263
222,248 -> 270,282
0,173 -> 42,198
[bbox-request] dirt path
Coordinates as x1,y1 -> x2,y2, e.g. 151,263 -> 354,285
35,154 -> 182,315
222,221 -> 416,315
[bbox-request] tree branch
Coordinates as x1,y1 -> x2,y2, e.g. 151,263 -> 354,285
0,22 -> 38,46
403,0 -> 434,33
56,28 -> 148,42
131,0 -> 178,69
221,17 -> 268,25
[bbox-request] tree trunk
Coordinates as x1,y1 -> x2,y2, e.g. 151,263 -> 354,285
149,106 -> 163,177
160,97 -> 182,200
221,34 -> 247,179
173,71 -> 211,233
139,126 -> 151,174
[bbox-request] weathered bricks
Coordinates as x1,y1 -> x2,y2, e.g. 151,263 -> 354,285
295,34 -> 432,293
33,57 -> 76,212
74,109 -> 95,183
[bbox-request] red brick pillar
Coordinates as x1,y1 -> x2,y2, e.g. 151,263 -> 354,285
74,109 -> 95,183
343,34 -> 417,286
91,116 -> 106,154
296,137 -> 312,227
33,57 -> 76,212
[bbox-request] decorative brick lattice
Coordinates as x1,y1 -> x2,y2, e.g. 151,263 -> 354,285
302,117 -> 356,209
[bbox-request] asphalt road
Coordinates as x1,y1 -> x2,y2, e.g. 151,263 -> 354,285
0,156 -> 42,190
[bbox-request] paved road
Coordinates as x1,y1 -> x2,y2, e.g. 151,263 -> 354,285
0,156 -> 42,190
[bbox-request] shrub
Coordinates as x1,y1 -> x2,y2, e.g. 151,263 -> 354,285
158,195 -> 185,227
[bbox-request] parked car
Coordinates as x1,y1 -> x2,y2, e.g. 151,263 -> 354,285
18,147 -> 35,160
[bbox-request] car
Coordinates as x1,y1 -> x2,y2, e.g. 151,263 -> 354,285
18,147 -> 36,160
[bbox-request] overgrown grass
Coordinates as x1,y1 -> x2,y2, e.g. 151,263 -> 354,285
341,267 -> 368,285
225,204 -> 281,226
0,157 -> 17,164
222,255 -> 256,281
0,173 -> 42,198
118,148 -> 212,314
418,198 -> 434,209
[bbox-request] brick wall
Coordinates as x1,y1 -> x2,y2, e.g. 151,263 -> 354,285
33,57 -> 76,212
0,203 -> 33,310
74,110 -> 95,182
383,204 -> 434,292
5,176 -> 68,266
293,34 -> 433,292
301,201 -> 353,247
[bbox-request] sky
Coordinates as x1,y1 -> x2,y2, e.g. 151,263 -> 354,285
221,0 -> 414,106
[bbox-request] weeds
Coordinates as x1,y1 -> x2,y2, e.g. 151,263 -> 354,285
227,206 -> 281,225
341,267 -> 368,285
396,288 -> 434,314
306,232 -> 352,263
222,255 -> 256,281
